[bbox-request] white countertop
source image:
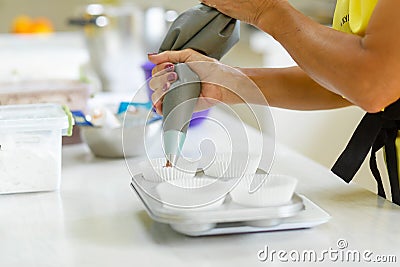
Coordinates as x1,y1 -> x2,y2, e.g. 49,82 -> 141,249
0,136 -> 399,266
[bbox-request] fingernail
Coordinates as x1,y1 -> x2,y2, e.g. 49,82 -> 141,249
162,82 -> 170,91
167,73 -> 176,82
147,52 -> 158,57
164,64 -> 174,72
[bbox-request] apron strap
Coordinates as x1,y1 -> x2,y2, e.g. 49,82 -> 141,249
332,99 -> 400,205
369,147 -> 386,198
331,113 -> 383,182
384,128 -> 400,205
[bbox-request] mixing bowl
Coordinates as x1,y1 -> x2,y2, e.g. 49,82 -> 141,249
81,119 -> 161,158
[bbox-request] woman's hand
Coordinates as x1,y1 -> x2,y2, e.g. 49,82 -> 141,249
200,0 -> 281,26
148,49 -> 245,115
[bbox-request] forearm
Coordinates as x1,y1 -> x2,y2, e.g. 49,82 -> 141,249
239,66 -> 352,110
255,1 -> 400,112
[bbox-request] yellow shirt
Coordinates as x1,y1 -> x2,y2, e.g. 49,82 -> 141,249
332,0 -> 378,35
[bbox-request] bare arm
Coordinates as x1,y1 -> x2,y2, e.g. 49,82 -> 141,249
239,66 -> 352,110
149,50 -> 351,112
254,0 -> 400,112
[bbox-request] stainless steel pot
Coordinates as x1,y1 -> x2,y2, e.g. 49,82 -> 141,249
69,4 -> 145,92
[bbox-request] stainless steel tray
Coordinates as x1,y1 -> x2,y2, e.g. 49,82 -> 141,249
130,173 -> 330,236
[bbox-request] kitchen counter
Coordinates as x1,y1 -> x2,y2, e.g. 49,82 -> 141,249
0,134 -> 399,266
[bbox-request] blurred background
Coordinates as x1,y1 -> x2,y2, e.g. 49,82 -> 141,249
0,0 -> 337,33
0,0 -> 338,96
1,0 -> 387,195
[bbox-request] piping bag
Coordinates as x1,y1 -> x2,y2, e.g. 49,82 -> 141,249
159,3 -> 240,166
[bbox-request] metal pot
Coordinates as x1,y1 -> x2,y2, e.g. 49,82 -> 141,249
69,4 -> 145,93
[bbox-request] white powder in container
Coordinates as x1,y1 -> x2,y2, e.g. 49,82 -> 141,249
0,103 -> 70,194
0,147 -> 59,194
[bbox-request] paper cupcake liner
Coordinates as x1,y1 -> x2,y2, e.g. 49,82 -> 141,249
203,153 -> 260,178
169,176 -> 215,189
230,174 -> 298,207
139,158 -> 198,183
156,177 -> 228,210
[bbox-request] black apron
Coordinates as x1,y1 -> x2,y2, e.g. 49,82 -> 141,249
332,99 -> 400,205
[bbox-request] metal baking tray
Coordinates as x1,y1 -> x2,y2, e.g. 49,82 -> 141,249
130,173 -> 330,236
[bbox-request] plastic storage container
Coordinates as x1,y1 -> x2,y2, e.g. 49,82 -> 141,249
0,103 -> 72,194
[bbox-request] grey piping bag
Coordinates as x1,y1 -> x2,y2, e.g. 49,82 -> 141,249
159,4 -> 240,59
159,4 -> 240,165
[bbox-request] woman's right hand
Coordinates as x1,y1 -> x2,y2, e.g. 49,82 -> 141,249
148,49 -> 246,115
200,0 -> 280,27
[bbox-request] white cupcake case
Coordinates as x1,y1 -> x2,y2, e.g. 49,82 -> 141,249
130,170 -> 331,236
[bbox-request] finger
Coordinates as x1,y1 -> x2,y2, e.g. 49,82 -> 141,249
151,90 -> 165,115
149,73 -> 177,91
151,89 -> 163,106
155,102 -> 163,115
152,63 -> 175,77
151,81 -> 172,103
148,76 -> 162,92
148,49 -> 195,65
200,1 -> 216,8
194,93 -> 218,112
